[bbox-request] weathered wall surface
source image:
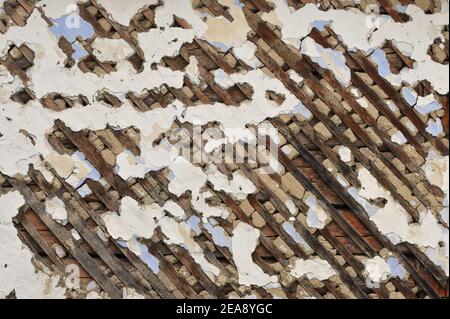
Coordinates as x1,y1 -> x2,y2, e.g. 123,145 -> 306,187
0,0 -> 448,299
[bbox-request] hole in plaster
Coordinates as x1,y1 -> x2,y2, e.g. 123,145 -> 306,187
40,93 -> 86,111
414,80 -> 434,97
265,90 -> 286,105
96,90 -> 122,107
10,88 -> 35,105
428,34 -> 449,65
127,53 -> 145,72
370,197 -> 387,208
310,69 -> 323,80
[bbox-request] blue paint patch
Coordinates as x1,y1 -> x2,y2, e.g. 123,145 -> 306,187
311,20 -> 329,31
73,151 -> 101,187
282,222 -> 311,250
50,14 -> 94,42
205,223 -> 231,248
136,242 -> 160,274
395,4 -> 408,13
371,49 -> 391,78
49,13 -> 94,61
76,183 -> 92,197
304,195 -> 317,207
401,87 -> 418,106
426,118 -> 443,137
293,102 -> 312,119
117,240 -> 160,274
71,42 -> 88,61
234,0 -> 245,9
187,215 -> 202,235
387,256 -> 407,279
209,41 -> 231,52
415,98 -> 442,115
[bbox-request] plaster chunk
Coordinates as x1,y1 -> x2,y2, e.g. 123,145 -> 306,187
185,56 -> 201,85
192,191 -> 231,222
97,0 -> 158,26
353,167 -> 449,274
337,146 -> 352,163
300,37 -> 351,87
231,222 -> 279,287
158,216 -> 220,278
363,256 -> 391,288
92,38 -> 134,62
233,41 -> 261,68
290,257 -> 337,281
102,196 -> 164,241
45,197 -> 68,222
304,193 -> 331,230
206,166 -> 256,201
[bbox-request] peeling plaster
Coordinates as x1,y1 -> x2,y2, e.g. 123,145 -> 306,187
269,1 -> 449,93
102,196 -> 220,278
363,256 -> 391,288
92,38 -> 134,63
97,0 -> 158,26
300,37 -> 351,86
290,257 -> 336,281
0,191 -> 66,298
158,216 -> 221,278
206,166 -> 256,201
102,196 -> 164,241
45,197 -> 68,223
231,222 -> 279,287
203,0 -> 251,48
352,167 -> 449,275
1,0 -> 448,298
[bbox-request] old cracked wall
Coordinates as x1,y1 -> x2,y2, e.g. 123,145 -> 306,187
0,0 -> 449,299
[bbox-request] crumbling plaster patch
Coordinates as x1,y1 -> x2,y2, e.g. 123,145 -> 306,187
267,1 -> 449,93
0,191 -> 66,298
97,0 -> 158,26
231,222 -> 279,287
102,196 -> 221,278
363,256 -> 391,288
290,257 -> 337,281
0,0 -> 448,298
351,167 -> 449,275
